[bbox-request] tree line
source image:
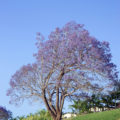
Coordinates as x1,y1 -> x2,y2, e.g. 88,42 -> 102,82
70,82 -> 120,114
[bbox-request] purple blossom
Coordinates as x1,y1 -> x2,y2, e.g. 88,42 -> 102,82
0,106 -> 12,120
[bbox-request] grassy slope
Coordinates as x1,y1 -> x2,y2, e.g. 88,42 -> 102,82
70,109 -> 120,120
21,109 -> 120,120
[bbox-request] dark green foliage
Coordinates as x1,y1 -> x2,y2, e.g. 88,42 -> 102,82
70,92 -> 120,114
12,110 -> 52,120
69,100 -> 90,114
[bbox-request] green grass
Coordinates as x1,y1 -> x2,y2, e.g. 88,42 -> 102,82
69,109 -> 120,120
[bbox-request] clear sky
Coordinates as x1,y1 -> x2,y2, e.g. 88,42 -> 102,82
0,0 -> 120,117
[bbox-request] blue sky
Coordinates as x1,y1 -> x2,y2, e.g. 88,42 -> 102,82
0,0 -> 120,117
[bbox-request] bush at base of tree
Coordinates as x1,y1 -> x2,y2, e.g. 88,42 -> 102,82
12,109 -> 52,120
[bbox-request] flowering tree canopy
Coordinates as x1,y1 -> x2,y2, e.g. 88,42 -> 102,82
0,106 -> 12,120
7,22 -> 118,120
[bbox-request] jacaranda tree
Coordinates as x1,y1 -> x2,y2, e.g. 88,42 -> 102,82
0,106 -> 12,120
7,22 -> 118,120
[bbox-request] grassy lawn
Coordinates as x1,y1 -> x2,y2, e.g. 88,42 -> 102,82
66,109 -> 120,120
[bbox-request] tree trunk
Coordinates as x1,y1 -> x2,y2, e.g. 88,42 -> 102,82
53,112 -> 62,120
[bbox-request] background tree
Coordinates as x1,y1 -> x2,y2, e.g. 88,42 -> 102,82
112,79 -> 120,108
101,80 -> 120,109
7,22 -> 118,120
69,100 -> 83,114
0,106 -> 12,120
90,94 -> 102,112
109,91 -> 120,108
